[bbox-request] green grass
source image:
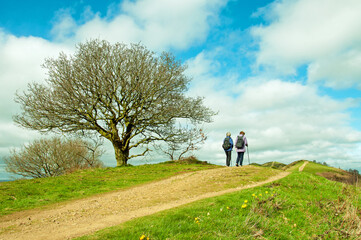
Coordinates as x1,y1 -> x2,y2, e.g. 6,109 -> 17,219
0,161 -> 221,216
285,160 -> 306,172
261,161 -> 287,169
302,161 -> 345,175
77,172 -> 361,240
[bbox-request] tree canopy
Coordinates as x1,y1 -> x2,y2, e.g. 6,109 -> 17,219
14,39 -> 215,166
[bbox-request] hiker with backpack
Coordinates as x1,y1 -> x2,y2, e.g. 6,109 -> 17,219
235,131 -> 248,167
222,132 -> 233,167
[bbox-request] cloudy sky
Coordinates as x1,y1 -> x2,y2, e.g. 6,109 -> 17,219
0,0 -> 360,178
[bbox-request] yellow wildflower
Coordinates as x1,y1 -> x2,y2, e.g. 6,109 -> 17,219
241,204 -> 247,208
252,193 -> 256,197
265,191 -> 268,194
140,235 -> 146,240
244,200 -> 248,203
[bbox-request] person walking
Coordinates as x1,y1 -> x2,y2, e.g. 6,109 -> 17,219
235,131 -> 248,167
222,132 -> 233,167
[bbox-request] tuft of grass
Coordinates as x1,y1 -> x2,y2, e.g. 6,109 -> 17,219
77,172 -> 361,240
0,162 -> 221,216
261,161 -> 287,169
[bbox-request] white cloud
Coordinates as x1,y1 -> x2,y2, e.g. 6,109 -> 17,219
0,31 -> 74,159
186,51 -> 361,167
50,0 -> 227,51
251,0 -> 361,89
0,32 -> 72,120
50,9 -> 78,42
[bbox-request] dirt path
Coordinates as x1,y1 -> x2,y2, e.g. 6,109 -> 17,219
299,161 -> 309,172
0,166 -> 290,240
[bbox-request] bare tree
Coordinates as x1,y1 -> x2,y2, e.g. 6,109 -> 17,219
5,137 -> 104,178
155,126 -> 207,161
14,39 -> 215,166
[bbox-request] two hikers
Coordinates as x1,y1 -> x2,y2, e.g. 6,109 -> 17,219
222,131 -> 248,167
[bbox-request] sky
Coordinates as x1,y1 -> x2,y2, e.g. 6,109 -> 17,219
1,0 -> 361,179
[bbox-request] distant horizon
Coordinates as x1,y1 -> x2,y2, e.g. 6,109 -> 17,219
1,159 -> 360,182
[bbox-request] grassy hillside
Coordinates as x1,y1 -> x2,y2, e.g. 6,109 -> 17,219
77,161 -> 361,240
1,160 -> 360,239
0,160 -> 220,216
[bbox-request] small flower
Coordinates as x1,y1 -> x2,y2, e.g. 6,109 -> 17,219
140,235 -> 146,240
241,204 -> 247,208
265,191 -> 269,194
252,193 -> 256,197
220,208 -> 223,211
207,212 -> 210,216
226,206 -> 230,210
259,193 -> 262,196
244,200 -> 248,203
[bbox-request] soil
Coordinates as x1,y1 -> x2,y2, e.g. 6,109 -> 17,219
0,166 -> 290,240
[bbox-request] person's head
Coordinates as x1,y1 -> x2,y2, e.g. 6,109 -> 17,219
226,132 -> 231,137
240,131 -> 245,135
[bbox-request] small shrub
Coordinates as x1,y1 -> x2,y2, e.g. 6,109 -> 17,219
5,137 -> 104,178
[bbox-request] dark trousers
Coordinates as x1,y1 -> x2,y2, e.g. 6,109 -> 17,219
236,152 -> 245,166
225,151 -> 232,166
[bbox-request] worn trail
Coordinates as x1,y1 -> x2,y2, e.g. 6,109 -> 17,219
0,166 -> 290,240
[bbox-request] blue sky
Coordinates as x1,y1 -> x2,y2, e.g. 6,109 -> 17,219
0,0 -> 360,177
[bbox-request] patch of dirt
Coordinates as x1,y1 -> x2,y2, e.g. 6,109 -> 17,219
317,171 -> 358,185
0,166 -> 290,240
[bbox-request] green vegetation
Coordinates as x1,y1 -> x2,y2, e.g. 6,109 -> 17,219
0,161 -> 220,216
302,161 -> 342,174
77,171 -> 361,240
252,161 -> 287,170
2,159 -> 360,239
284,160 -> 306,172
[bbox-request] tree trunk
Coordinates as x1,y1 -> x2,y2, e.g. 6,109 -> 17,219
112,142 -> 129,167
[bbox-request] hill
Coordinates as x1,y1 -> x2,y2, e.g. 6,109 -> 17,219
0,160 -> 360,239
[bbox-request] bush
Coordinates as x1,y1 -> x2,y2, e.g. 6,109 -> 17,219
5,137 -> 104,178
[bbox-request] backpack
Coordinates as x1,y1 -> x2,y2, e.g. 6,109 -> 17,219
222,137 -> 231,150
235,136 -> 244,149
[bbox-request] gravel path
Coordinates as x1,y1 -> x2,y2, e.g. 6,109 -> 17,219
299,161 -> 309,172
0,166 -> 290,240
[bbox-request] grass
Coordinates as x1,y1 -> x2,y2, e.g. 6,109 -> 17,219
0,161 -> 220,216
2,159 -> 360,239
302,161 -> 345,175
77,171 -> 361,240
